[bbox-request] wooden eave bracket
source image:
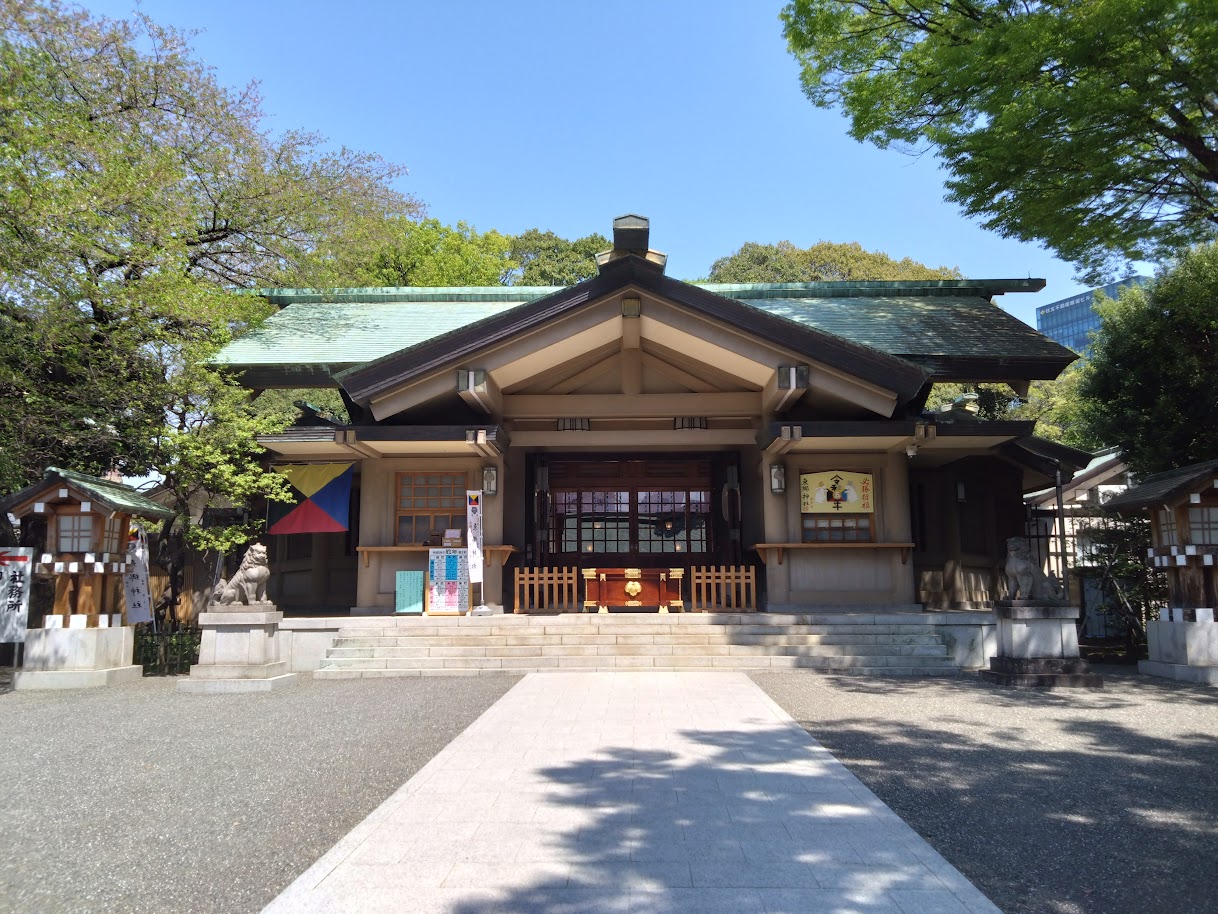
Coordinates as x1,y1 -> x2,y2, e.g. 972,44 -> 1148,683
763,424 -> 803,456
465,428 -> 502,460
763,365 -> 810,414
337,430 -> 382,458
457,369 -> 502,417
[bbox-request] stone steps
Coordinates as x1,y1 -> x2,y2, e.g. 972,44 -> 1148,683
330,632 -> 945,648
314,613 -> 961,679
325,642 -> 948,660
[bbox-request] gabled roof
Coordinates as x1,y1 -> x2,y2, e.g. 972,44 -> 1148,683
1,466 -> 175,521
1103,458 -> 1218,512
733,291 -> 1075,380
1025,447 -> 1127,506
213,290 -> 551,388
337,255 -> 930,406
212,275 -> 1070,392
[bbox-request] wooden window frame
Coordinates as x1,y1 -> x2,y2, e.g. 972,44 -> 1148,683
101,515 -> 124,554
394,470 -> 470,546
55,511 -> 96,553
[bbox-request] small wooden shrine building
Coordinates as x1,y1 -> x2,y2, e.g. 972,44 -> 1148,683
1,466 -> 174,626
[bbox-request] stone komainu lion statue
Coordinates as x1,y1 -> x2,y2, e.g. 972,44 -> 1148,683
212,543 -> 271,605
1004,536 -> 1064,602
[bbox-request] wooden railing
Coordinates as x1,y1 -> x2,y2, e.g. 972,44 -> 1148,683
514,566 -> 581,613
691,565 -> 757,612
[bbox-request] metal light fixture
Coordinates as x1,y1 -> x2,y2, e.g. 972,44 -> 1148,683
905,443 -> 918,459
482,465 -> 498,496
770,464 -> 786,495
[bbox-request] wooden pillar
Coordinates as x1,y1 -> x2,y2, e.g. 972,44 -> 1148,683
53,575 -> 74,619
76,573 -> 100,622
1174,504 -> 1206,609
944,474 -> 964,606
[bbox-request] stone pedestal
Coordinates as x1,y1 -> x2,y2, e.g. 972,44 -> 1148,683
14,626 -> 143,689
979,600 -> 1103,688
177,604 -> 297,693
1139,620 -> 1218,685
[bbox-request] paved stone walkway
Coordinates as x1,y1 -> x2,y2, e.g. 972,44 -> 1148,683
263,673 -> 999,914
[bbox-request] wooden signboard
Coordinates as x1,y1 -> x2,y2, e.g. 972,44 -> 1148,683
426,548 -> 470,615
800,471 -> 874,514
0,548 -> 34,643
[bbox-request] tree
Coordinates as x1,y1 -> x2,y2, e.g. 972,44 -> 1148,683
1006,367 -> 1099,450
708,240 -> 960,283
781,0 -> 1218,280
312,218 -> 515,288
1078,244 -> 1218,476
0,1 -> 418,567
508,229 -> 609,286
924,383 -> 1019,421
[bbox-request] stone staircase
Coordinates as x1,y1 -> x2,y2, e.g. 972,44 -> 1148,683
313,612 -> 961,678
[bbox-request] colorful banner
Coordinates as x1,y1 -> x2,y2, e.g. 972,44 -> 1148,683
268,463 -> 353,535
0,548 -> 34,643
123,527 -> 153,625
466,491 -> 483,585
800,471 -> 874,514
427,548 -> 469,615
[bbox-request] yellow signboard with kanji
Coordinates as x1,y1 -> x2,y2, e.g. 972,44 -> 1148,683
800,471 -> 874,514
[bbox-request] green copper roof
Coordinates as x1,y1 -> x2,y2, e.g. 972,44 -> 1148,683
47,467 -> 175,519
214,299 -> 534,367
0,466 -> 176,520
745,296 -> 1070,360
214,280 -> 1069,379
253,286 -> 561,305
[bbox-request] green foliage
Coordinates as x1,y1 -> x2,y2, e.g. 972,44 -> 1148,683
708,240 -> 960,283
318,218 -> 516,288
924,383 -> 1017,421
508,229 -> 609,286
301,220 -> 607,289
251,389 -> 350,427
1079,245 -> 1218,475
925,369 -> 1100,449
781,0 -> 1218,280
0,1 -> 414,553
1006,366 -> 1099,450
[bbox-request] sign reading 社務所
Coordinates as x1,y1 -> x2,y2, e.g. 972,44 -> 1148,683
0,548 -> 35,643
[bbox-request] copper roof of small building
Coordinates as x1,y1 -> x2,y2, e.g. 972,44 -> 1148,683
1,466 -> 176,520
1103,458 -> 1218,512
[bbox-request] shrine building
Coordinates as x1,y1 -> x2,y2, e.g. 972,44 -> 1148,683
214,215 -> 1085,617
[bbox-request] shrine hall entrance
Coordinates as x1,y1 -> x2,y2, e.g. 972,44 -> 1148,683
530,454 -> 745,582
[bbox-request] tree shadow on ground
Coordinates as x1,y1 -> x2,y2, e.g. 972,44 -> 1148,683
790,709 -> 1218,914
451,723 -> 990,914
810,666 -> 1218,714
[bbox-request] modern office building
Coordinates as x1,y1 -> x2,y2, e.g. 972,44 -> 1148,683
1036,276 -> 1149,352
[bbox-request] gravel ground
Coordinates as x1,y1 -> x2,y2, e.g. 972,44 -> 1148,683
753,667 -> 1218,914
0,673 -> 520,914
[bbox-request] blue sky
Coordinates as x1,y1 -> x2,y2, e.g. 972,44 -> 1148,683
89,0 -> 1100,327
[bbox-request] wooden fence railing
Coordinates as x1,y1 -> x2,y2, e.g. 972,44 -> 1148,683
514,566 -> 581,613
691,565 -> 757,612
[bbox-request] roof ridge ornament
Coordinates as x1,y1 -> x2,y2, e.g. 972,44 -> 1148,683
596,214 -> 668,274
